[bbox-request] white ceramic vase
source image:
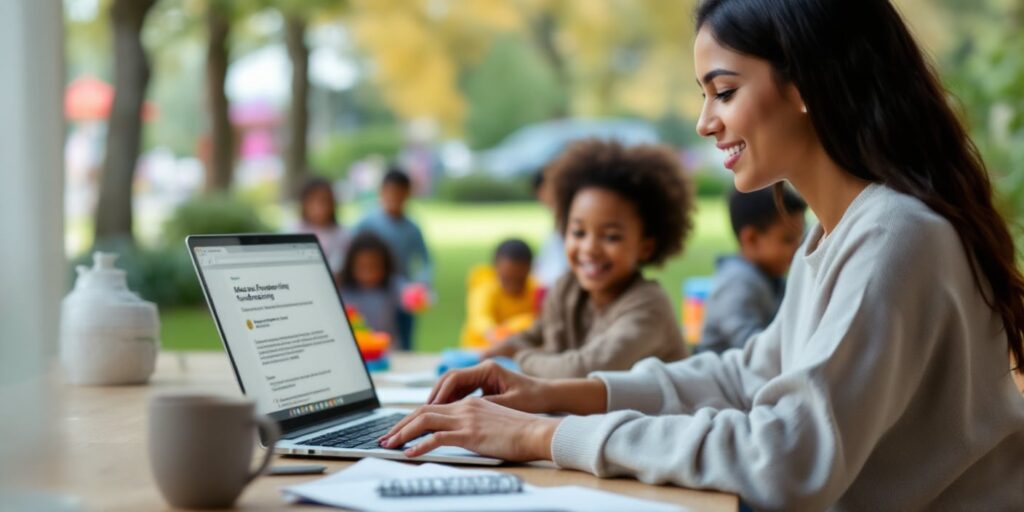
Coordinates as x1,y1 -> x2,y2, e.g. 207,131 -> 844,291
61,252 -> 160,385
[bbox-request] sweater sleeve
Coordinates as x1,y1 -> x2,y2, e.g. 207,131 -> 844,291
551,225 -> 955,510
594,318 -> 783,415
513,291 -> 681,378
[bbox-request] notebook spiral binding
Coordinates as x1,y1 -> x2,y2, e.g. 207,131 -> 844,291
377,473 -> 524,498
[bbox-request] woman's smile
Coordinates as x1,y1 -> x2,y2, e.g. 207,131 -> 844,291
719,141 -> 747,170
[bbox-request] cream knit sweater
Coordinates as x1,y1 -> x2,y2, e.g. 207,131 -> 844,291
551,184 -> 1024,511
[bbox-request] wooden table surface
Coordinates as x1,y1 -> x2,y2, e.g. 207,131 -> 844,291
37,351 -> 738,511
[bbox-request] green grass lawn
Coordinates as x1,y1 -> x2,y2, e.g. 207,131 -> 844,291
160,198 -> 735,352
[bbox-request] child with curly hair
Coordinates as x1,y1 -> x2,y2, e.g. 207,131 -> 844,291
481,139 -> 694,378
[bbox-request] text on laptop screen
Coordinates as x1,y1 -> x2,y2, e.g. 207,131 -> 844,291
194,242 -> 373,420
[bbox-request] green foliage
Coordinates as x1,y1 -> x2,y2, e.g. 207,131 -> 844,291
656,113 -> 702,149
70,240 -> 203,308
941,5 -> 1024,234
464,35 -> 566,150
70,194 -> 274,312
436,173 -> 533,203
162,193 -> 270,244
310,125 -> 403,180
120,246 -> 205,307
72,193 -> 272,309
691,170 -> 732,198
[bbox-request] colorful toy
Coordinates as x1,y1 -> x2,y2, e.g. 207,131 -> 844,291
681,277 -> 715,345
400,283 -> 433,313
346,305 -> 391,372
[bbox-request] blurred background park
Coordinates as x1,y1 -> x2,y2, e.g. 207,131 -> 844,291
63,0 -> 1024,352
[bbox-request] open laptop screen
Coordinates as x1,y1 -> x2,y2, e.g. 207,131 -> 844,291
189,236 -> 376,425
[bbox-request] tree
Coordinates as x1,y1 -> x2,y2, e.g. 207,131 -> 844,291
283,13 -> 310,197
94,0 -> 157,246
349,0 -> 523,134
520,1 -> 571,117
464,35 -> 563,149
936,0 -> 1024,232
205,0 -> 234,192
273,0 -> 348,197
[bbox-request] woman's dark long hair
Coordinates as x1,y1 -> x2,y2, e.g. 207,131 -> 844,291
696,0 -> 1024,371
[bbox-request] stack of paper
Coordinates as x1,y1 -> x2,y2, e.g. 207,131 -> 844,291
282,458 -> 686,512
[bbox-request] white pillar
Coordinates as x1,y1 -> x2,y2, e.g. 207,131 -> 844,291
0,0 -> 64,493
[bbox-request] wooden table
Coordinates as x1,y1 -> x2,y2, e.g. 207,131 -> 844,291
39,351 -> 737,511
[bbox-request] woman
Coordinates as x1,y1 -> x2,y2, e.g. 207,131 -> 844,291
381,1 -> 1024,509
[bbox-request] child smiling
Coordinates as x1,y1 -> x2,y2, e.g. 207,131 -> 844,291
482,139 -> 694,377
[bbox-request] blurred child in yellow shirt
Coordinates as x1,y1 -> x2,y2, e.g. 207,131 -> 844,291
460,239 -> 538,349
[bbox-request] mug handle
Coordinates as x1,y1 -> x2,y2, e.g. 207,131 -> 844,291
245,415 -> 281,485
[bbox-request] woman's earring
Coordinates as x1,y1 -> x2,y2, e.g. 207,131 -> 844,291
800,105 -> 807,114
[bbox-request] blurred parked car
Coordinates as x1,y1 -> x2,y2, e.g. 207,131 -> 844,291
474,118 -> 660,178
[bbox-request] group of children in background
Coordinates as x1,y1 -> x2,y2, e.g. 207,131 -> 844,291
295,169 -> 429,351
294,138 -> 809,375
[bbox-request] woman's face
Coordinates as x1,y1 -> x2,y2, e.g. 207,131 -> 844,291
693,26 -> 817,192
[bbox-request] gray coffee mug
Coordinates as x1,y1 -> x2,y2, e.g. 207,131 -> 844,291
148,393 -> 280,509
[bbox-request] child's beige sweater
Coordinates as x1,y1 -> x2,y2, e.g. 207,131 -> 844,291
507,272 -> 687,378
551,184 -> 1024,510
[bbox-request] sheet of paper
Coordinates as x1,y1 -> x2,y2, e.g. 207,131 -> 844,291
375,387 -> 433,405
282,457 -> 686,512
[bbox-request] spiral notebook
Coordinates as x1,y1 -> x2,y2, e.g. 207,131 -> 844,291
377,473 -> 523,497
282,457 -> 686,512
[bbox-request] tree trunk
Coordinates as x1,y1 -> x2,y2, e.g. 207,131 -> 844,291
529,11 -> 570,117
284,15 -> 309,199
205,4 -> 234,192
94,0 -> 155,246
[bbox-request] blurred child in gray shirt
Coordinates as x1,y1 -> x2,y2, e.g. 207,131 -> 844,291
697,187 -> 806,354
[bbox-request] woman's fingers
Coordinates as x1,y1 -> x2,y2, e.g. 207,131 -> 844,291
426,371 -> 452,404
482,390 -> 518,409
382,406 -> 418,439
430,370 -> 476,404
431,361 -> 505,404
382,404 -> 431,442
381,410 -> 454,449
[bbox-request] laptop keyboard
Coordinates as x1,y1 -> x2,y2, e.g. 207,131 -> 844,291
300,413 -> 406,450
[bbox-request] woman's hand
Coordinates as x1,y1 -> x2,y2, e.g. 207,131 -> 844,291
428,360 -> 553,413
378,397 -> 562,461
427,359 -> 610,416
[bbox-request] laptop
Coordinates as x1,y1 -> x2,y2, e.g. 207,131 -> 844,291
186,234 -> 501,465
